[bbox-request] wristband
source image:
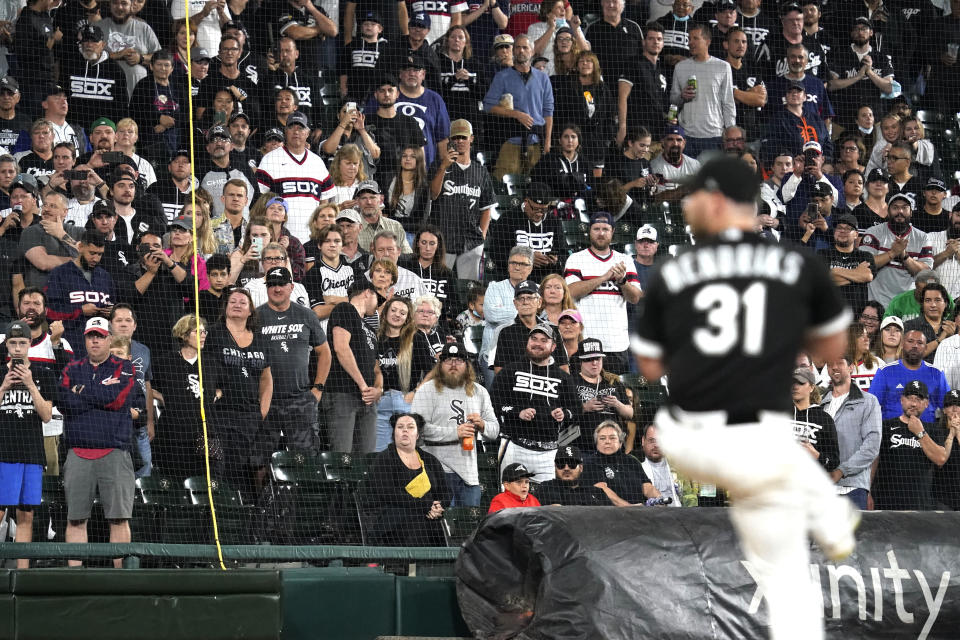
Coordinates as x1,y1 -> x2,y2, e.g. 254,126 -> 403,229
312,382 -> 325,391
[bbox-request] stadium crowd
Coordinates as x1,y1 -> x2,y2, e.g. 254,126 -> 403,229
1,0 -> 960,557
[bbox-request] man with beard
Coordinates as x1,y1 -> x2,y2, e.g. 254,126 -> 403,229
826,17 -> 895,127
84,204 -> 132,279
356,182 -> 411,254
767,2 -> 828,80
363,74 -> 425,183
412,341 -> 500,507
145,149 -> 194,223
818,213 -> 876,312
871,380 -> 948,510
767,42 -> 833,124
197,126 -> 256,219
564,211 -> 641,374
94,0 -> 160,99
0,289 -> 72,473
490,182 -> 564,283
929,203 -> 960,300
106,168 -> 165,246
0,79 -> 31,153
821,355 -> 882,510
535,445 -> 609,506
885,143 -> 924,207
195,35 -> 259,124
618,25 -> 668,144
913,178 -> 950,234
492,323 -> 578,482
871,331 -> 949,422
62,24 -> 128,126
860,193 -> 933,306
492,280 -> 568,374
2,181 -> 41,312
639,425 -> 682,506
227,112 -> 259,171
266,37 -> 325,145
650,126 -> 701,201
723,27 -> 766,136
44,230 -> 113,357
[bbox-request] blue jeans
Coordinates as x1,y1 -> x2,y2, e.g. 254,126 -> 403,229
845,488 -> 868,510
445,472 -> 481,507
684,136 -> 722,159
478,353 -> 495,390
134,425 -> 152,478
375,390 -> 411,452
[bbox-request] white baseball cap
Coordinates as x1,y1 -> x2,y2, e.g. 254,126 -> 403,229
84,317 -> 110,336
880,316 -> 904,332
636,224 -> 658,242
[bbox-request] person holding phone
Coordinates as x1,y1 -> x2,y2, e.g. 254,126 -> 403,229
0,320 -> 56,568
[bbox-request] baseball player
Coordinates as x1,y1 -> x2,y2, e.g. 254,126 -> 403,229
632,157 -> 858,640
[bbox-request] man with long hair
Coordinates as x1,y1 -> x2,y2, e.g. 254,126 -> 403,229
412,341 -> 499,506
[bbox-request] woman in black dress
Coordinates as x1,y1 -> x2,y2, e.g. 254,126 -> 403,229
366,413 -> 451,546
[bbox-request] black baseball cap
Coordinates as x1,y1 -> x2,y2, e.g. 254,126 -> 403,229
529,323 -> 554,339
439,341 -> 467,361
514,280 -> 539,298
169,148 -> 190,163
44,84 -> 66,99
409,12 -> 431,28
0,77 -> 19,93
361,10 -> 382,25
924,177 -> 947,192
265,267 -> 293,287
780,1 -> 802,15
555,445 -> 582,465
902,380 -> 928,399
590,211 -> 615,227
400,52 -> 426,70
264,127 -> 284,142
834,213 -> 859,229
5,320 -> 30,341
206,125 -> 231,142
578,337 -> 605,360
853,16 -> 873,29
501,463 -> 535,483
683,157 -> 761,204
286,111 -> 310,129
866,168 -> 886,183
228,112 -> 251,125
786,79 -> 806,92
79,23 -> 104,42
90,203 -> 116,218
944,389 -> 960,408
810,181 -> 833,198
525,182 -> 552,205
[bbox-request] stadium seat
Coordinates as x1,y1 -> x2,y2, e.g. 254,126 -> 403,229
136,476 -> 207,545
265,453 -> 347,546
502,173 -> 529,196
442,506 -> 485,547
183,477 -> 257,545
319,451 -> 370,486
455,279 -> 483,308
476,452 -> 501,509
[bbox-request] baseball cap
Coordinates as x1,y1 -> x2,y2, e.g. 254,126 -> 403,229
924,177 -> 947,192
439,341 -> 467,361
264,128 -> 285,143
170,215 -> 194,230
590,211 -> 615,227
514,280 -> 539,298
190,46 -> 212,62
578,337 -> 606,360
525,182 -> 552,205
944,389 -> 960,408
682,157 -> 761,205
347,278 -> 376,297
409,11 -> 431,28
501,462 -> 536,483
44,84 -> 66,99
79,23 -> 104,42
265,196 -> 288,213
493,34 -> 514,49
5,320 -> 30,341
866,168 -> 886,183
90,204 -> 116,218
792,367 -> 816,386
636,224 -> 658,242
206,125 -> 231,142
361,10 -> 382,25
286,111 -> 310,129
555,445 -> 582,465
90,117 -> 116,132
335,208 -> 362,225
914,269 -> 940,285
557,309 -> 583,324
0,77 -> 19,93
810,181 -> 833,198
356,180 -> 380,196
265,267 -> 293,287
663,124 -> 685,138
10,179 -> 38,198
400,52 -> 427,70
532,55 -> 549,67
887,192 -> 915,208
228,111 -> 251,125
529,323 -> 554,339
803,140 -> 823,155
853,16 -> 873,29
780,1 -> 802,15
902,379 -> 928,399
880,315 -> 904,332
716,0 -> 737,9
221,20 -> 247,35
84,317 -> 110,336
786,79 -> 806,92
450,119 -> 473,138
834,213 -> 859,229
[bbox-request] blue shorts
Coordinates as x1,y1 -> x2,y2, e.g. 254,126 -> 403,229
0,462 -> 43,507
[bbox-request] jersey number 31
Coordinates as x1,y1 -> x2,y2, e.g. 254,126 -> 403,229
692,282 -> 767,356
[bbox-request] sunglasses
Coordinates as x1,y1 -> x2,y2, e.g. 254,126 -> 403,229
555,461 -> 580,469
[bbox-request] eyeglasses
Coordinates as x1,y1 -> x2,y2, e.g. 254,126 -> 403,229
556,36 -> 573,42
842,146 -> 859,152
555,461 -> 579,469
191,329 -> 209,335
508,261 -> 532,268
416,309 -> 437,315
888,155 -> 910,162
263,256 -> 286,263
860,313 -> 879,322
515,295 -> 539,303
449,135 -> 467,141
443,357 -> 466,364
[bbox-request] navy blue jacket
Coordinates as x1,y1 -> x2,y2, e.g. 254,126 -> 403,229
59,354 -> 136,450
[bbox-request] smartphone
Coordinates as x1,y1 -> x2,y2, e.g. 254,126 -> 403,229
251,236 -> 264,256
102,151 -> 126,164
137,243 -> 153,260
345,101 -> 357,114
64,169 -> 90,181
10,358 -> 25,369
806,202 -> 820,217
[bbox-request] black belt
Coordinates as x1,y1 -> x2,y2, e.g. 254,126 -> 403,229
423,439 -> 461,447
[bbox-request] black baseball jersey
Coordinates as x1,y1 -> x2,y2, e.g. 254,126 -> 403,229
339,38 -> 389,103
61,53 -> 129,126
266,66 -> 325,131
736,9 -> 775,64
873,417 -> 945,511
633,231 -> 850,414
828,45 -> 895,124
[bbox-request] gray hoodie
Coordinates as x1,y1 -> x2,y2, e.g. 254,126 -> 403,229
821,384 -> 882,492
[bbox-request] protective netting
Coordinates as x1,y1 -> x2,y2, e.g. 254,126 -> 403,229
0,0 -> 958,564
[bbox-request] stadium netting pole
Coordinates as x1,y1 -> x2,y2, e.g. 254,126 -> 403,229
184,4 -> 226,571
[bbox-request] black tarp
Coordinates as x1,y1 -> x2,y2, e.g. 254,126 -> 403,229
455,507 -> 960,639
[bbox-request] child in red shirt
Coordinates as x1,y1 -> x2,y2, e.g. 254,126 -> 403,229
488,462 -> 542,513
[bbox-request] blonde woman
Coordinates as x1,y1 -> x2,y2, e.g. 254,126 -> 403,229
873,316 -> 903,365
175,199 -> 219,258
539,273 -> 575,325
304,202 -> 340,271
329,144 -> 366,208
165,211 -> 210,293
249,192 -> 306,281
319,103 -> 379,178
113,117 -> 158,187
